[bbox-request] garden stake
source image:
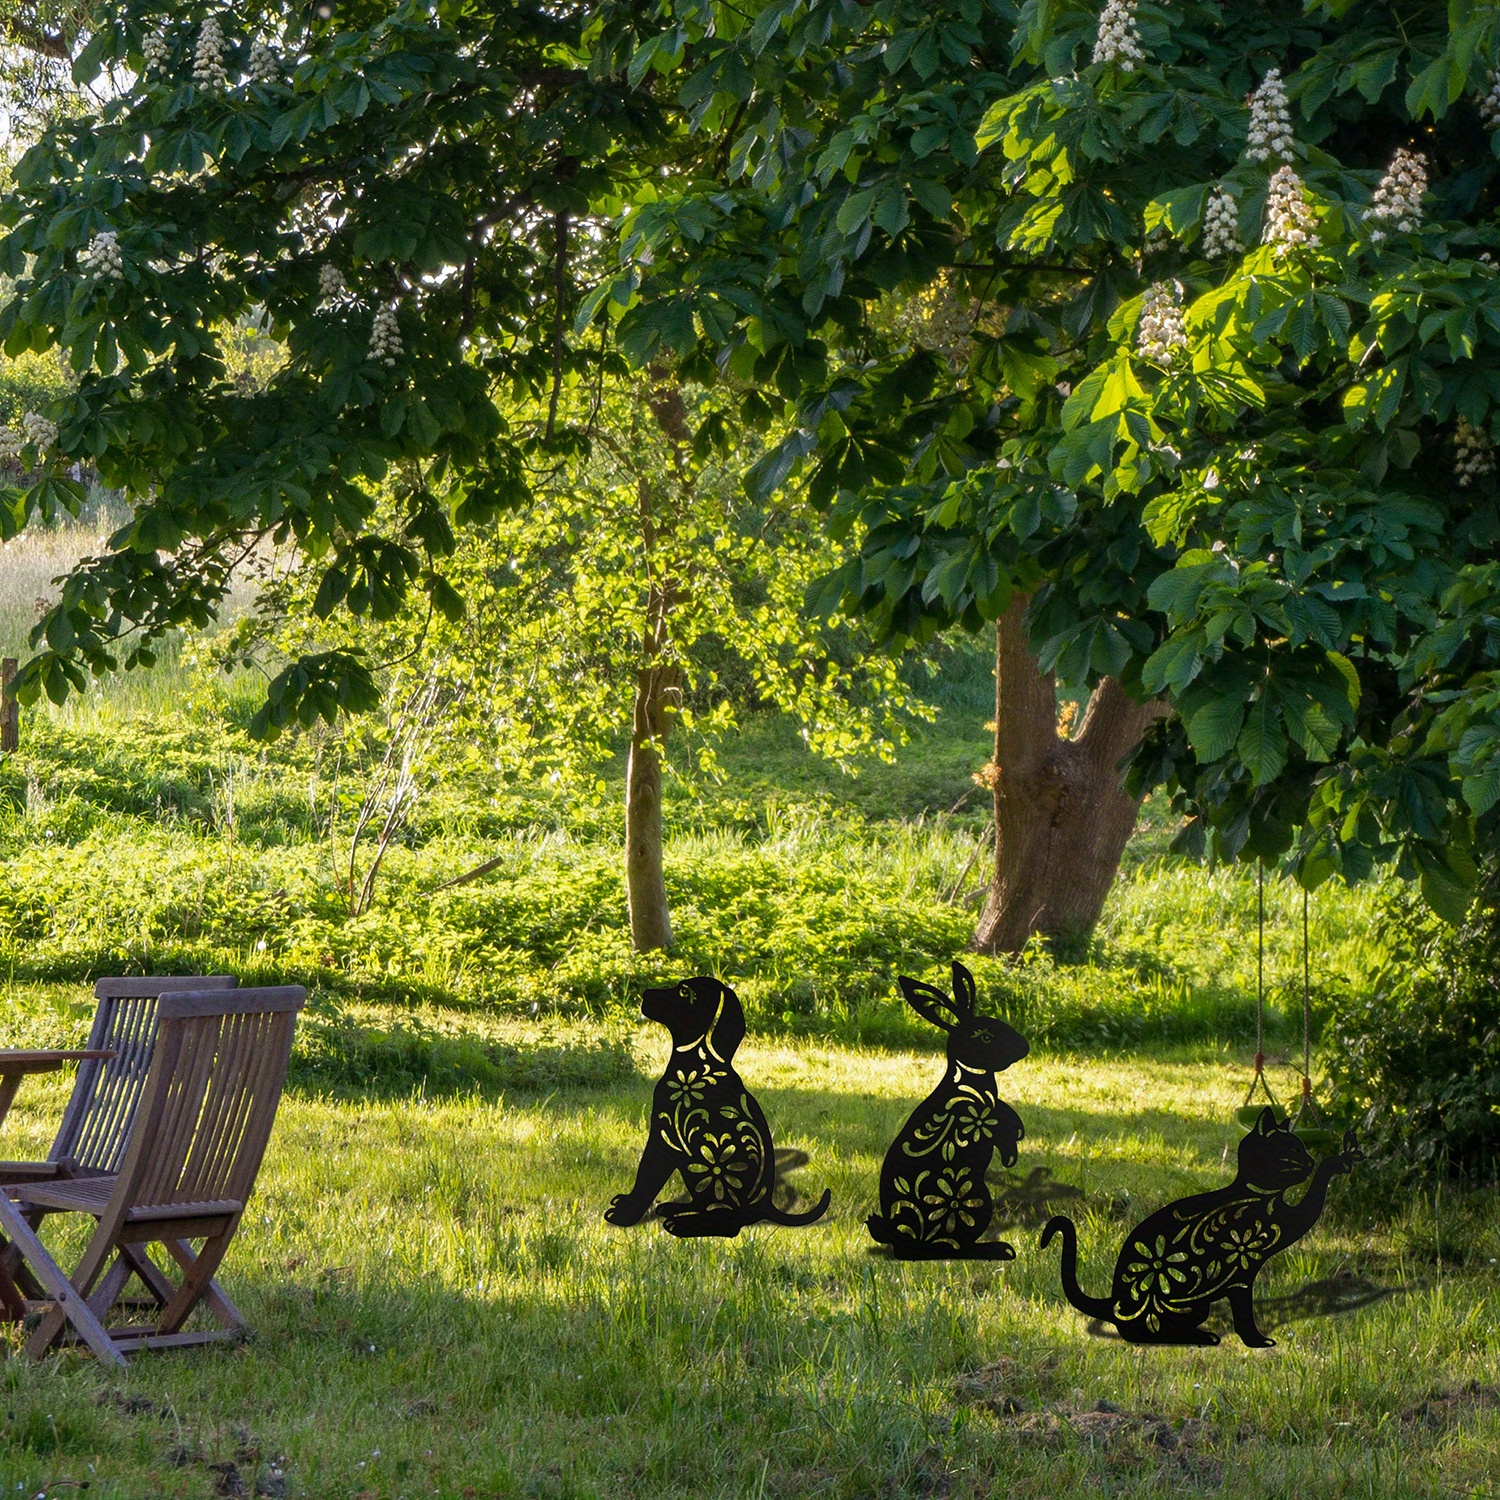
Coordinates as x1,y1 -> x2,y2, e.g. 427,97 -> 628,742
867,961 -> 1029,1260
1042,1107 -> 1362,1346
605,977 -> 830,1236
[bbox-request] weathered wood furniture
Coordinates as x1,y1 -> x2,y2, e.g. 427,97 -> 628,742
0,975 -> 239,1188
0,986 -> 305,1365
0,976 -> 240,1322
0,1050 -> 114,1320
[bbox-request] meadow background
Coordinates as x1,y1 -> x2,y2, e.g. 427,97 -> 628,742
2,511 -> 1497,1500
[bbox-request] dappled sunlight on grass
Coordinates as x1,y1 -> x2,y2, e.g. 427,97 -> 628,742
1,1016 -> 1497,1498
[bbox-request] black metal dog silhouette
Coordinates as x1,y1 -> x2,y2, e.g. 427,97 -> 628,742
605,977 -> 831,1237
1041,1107 -> 1361,1346
867,961 -> 1029,1260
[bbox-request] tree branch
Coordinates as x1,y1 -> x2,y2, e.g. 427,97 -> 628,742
1,14 -> 72,61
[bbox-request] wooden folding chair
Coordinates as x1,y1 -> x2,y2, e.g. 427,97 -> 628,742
0,975 -> 239,1187
0,986 -> 304,1365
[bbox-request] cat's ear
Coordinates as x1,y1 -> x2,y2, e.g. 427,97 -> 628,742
899,975 -> 962,1032
950,962 -> 978,1019
1253,1106 -> 1283,1136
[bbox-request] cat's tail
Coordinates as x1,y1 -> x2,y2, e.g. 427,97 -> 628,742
759,1188 -> 832,1226
1040,1216 -> 1112,1319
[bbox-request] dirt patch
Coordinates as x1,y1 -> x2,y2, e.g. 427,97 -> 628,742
970,1394 -> 1229,1487
1402,1383 -> 1500,1428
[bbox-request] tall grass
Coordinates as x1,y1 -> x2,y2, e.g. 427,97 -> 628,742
0,504 -> 263,724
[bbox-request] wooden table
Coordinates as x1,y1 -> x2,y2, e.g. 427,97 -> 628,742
0,1050 -> 113,1320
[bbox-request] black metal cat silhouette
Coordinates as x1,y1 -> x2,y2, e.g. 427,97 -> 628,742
1041,1108 -> 1362,1346
867,961 -> 1029,1260
605,977 -> 831,1237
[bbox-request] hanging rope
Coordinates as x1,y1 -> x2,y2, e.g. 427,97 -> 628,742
1240,863 -> 1280,1116
1294,884 -> 1329,1137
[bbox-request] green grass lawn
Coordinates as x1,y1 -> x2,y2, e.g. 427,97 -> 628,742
2,1027 -> 1497,1499
2,521 -> 1498,1497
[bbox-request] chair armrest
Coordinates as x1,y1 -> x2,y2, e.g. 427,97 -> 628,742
0,1161 -> 66,1187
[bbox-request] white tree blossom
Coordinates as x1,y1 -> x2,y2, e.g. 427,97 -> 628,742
1,412 -> 60,456
1455,417 -> 1496,486
1482,75 -> 1500,126
318,263 -> 350,306
142,30 -> 168,72
368,304 -> 403,366
1263,166 -> 1319,257
1201,189 -> 1243,259
1137,281 -> 1187,364
1245,68 -> 1294,163
79,230 -> 124,281
1362,148 -> 1427,241
1092,0 -> 1144,70
193,17 -> 230,89
248,38 -> 280,84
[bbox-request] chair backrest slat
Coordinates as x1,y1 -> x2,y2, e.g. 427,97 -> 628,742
54,977 -> 238,1175
110,988 -> 304,1221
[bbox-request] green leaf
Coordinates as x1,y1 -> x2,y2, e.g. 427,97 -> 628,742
1237,698 -> 1288,785
1184,694 -> 1246,761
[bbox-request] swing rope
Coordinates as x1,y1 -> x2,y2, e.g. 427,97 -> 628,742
1295,884 -> 1325,1129
1241,863 -> 1280,1113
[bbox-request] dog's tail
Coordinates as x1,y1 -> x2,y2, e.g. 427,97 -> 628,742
1040,1215 -> 1113,1319
759,1187 -> 831,1227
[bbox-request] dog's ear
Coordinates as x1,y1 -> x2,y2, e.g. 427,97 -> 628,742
707,980 -> 746,1058
898,975 -> 963,1032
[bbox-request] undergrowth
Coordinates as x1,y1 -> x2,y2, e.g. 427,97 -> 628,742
1,697 -> 1381,1060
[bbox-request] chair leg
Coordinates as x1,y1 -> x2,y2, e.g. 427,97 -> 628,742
0,1199 -> 124,1368
164,1240 -> 245,1331
156,1227 -> 236,1335
1,1205 -> 50,1299
120,1244 -> 172,1308
86,1254 -> 133,1320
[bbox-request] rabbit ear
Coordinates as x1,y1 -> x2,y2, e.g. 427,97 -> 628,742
898,975 -> 963,1032
950,962 -> 978,1018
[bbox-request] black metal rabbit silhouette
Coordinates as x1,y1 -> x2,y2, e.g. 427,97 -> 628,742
1041,1107 -> 1362,1346
867,961 -> 1029,1260
605,977 -> 831,1237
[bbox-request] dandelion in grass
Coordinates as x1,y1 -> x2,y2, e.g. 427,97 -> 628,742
1263,166 -> 1318,257
193,16 -> 229,89
1137,281 -> 1187,364
79,230 -> 124,282
1092,0 -> 1143,70
1455,417 -> 1496,486
368,303 -> 403,366
1201,189 -> 1242,259
1245,68 -> 1294,162
1363,148 -> 1427,242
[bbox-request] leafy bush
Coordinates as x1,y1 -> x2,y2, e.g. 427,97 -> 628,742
0,349 -> 71,430
1326,877 -> 1500,1185
1,687 -> 1387,1061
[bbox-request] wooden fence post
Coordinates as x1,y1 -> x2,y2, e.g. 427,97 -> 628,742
1,658 -> 18,753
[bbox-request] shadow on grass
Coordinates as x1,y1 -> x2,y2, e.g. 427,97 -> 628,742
286,1012 -> 638,1100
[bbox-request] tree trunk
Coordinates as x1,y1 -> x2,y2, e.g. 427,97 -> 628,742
626,658 -> 679,952
625,459 -> 681,954
971,596 -> 1165,955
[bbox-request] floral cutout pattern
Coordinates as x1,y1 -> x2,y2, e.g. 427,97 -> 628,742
606,977 -> 830,1237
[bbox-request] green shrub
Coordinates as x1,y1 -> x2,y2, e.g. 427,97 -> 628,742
1325,876 -> 1500,1185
